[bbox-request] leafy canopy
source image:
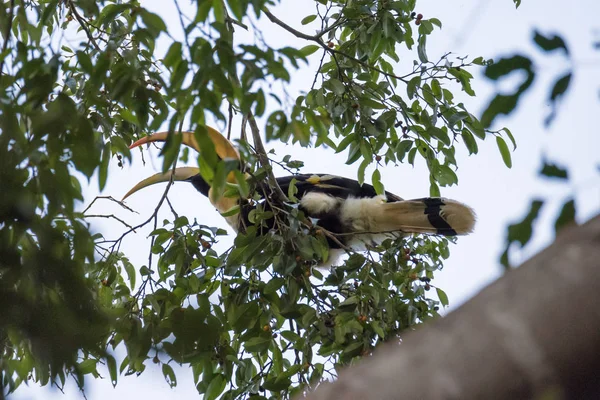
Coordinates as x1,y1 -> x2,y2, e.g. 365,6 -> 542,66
0,0 -> 511,398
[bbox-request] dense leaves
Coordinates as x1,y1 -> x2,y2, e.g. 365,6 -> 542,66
0,0 -> 507,398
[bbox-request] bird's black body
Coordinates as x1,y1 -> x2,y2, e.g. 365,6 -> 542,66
185,173 -> 459,249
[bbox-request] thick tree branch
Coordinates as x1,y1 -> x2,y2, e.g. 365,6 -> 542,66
302,215 -> 600,400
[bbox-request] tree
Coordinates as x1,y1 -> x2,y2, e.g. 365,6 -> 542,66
0,0 -> 514,398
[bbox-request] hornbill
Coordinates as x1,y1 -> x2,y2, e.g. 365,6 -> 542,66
123,127 -> 476,264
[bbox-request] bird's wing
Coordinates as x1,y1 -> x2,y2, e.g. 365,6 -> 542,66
275,174 -> 404,201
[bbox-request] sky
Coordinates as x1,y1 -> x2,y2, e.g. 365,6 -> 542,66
11,0 -> 599,398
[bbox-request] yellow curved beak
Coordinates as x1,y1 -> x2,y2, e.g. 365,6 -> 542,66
128,126 -> 240,160
122,167 -> 200,201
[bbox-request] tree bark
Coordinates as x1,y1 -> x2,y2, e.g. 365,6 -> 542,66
302,215 -> 600,400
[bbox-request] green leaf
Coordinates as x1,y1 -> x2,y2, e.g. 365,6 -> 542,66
428,127 -> 451,146
205,375 -> 226,400
264,277 -> 285,294
160,132 -> 183,173
98,142 -> 110,191
234,170 -> 250,198
210,159 -> 239,204
539,160 -> 569,180
545,72 -> 572,126
395,140 -> 413,162
329,78 -> 345,95
500,127 -> 517,150
460,129 -> 478,154
417,35 -> 428,63
481,55 -> 535,126
435,165 -> 458,187
220,204 -> 240,217
436,288 -> 449,307
495,136 -> 512,168
245,336 -> 272,353
372,169 -> 384,195
507,200 -> 544,247
549,72 -> 572,102
299,44 -> 320,56
533,31 -> 569,55
139,9 -> 167,37
78,359 -> 98,375
163,42 -> 183,68
357,158 -> 369,185
263,376 -> 292,391
123,258 -> 136,290
407,76 -> 420,100
162,364 -> 177,387
106,354 -> 117,387
554,199 -> 576,234
301,15 -> 317,25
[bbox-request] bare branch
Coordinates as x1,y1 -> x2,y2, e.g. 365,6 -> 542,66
83,195 -> 138,214
84,214 -> 137,231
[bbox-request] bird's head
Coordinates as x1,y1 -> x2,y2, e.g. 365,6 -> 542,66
122,126 -> 241,202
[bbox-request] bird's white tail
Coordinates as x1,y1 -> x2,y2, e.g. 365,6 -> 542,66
372,197 -> 476,236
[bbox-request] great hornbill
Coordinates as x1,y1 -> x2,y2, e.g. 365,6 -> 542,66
123,127 -> 476,263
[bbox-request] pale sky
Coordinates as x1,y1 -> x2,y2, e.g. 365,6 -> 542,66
12,0 -> 599,398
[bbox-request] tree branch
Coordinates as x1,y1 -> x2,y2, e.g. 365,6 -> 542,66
302,215 -> 600,400
246,113 -> 288,203
67,0 -> 101,51
261,8 -> 408,84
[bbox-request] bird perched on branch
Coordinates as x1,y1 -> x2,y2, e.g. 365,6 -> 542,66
123,127 -> 475,264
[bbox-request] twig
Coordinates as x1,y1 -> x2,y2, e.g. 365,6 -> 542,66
108,114 -> 184,256
225,15 -> 249,31
67,0 -> 101,51
227,102 -> 234,140
262,9 -> 317,41
262,8 -> 409,84
246,113 -> 289,203
83,195 -> 138,214
84,214 -> 137,231
166,197 -> 179,219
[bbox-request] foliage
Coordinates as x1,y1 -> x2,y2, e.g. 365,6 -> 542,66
0,0 -> 509,398
484,29 -> 598,269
